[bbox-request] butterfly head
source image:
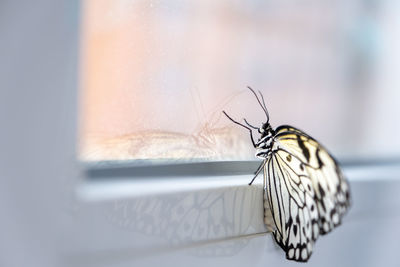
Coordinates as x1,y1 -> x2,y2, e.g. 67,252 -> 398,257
258,122 -> 273,135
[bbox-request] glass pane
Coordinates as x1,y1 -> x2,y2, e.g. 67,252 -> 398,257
80,0 -> 400,162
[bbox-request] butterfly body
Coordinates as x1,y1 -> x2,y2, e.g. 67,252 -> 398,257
254,124 -> 275,159
223,87 -> 351,262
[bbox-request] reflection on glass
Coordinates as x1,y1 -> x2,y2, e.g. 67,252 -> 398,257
105,183 -> 266,256
80,0 -> 400,161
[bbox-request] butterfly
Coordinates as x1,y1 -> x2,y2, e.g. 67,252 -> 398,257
222,87 -> 351,262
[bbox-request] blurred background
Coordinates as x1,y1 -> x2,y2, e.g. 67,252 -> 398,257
2,1 -> 400,267
80,0 -> 400,162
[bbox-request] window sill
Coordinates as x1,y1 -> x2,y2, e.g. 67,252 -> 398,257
67,161 -> 400,264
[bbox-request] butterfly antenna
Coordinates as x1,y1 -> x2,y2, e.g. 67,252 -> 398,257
243,118 -> 258,130
222,111 -> 251,131
258,90 -> 270,123
247,86 -> 269,123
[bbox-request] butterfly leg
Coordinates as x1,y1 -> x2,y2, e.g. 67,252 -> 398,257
243,118 -> 258,148
248,129 -> 256,148
222,111 -> 256,147
249,160 -> 266,185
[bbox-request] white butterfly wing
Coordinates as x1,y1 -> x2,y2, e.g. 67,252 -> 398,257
275,126 -> 351,232
265,150 -> 320,261
264,126 -> 351,261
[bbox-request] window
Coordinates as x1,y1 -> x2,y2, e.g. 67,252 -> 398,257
80,0 -> 400,164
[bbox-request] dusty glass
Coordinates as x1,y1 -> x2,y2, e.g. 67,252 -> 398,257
80,0 -> 400,162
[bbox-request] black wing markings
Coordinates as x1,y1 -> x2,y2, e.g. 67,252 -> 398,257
263,126 -> 350,261
266,150 -> 319,261
277,128 -> 350,232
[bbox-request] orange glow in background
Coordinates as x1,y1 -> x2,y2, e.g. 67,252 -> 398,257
80,1 -> 400,161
